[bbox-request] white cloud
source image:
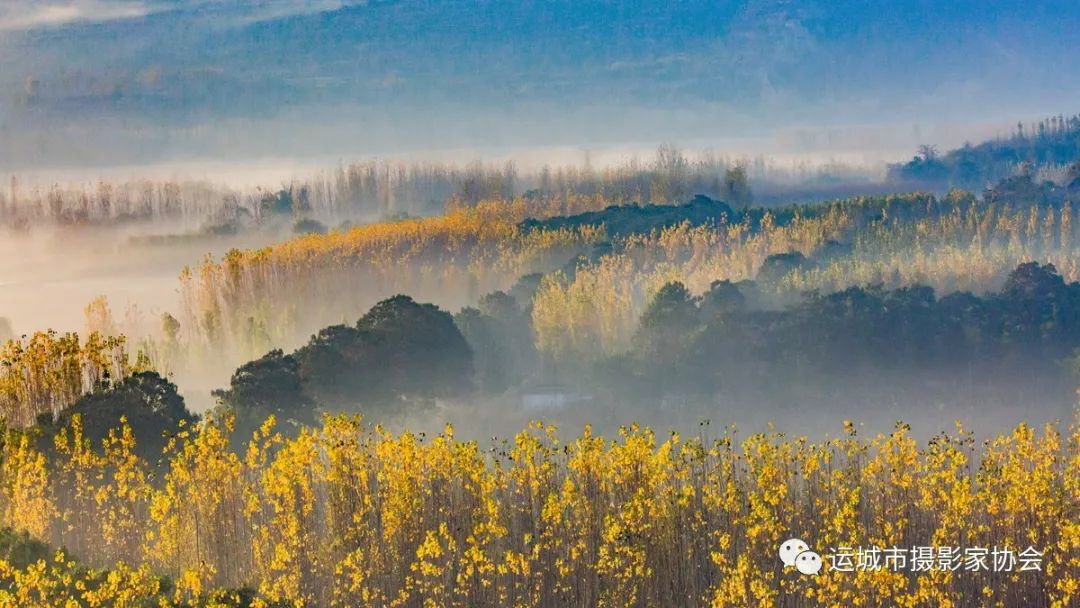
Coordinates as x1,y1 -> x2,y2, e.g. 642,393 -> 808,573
171,1 -> 367,24
0,1 -> 362,31
0,1 -> 152,31
230,1 -> 361,23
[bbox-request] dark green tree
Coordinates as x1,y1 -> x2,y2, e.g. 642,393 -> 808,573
353,295 -> 474,400
455,308 -> 514,394
45,371 -> 197,463
699,279 -> 747,323
757,251 -> 812,285
632,282 -> 702,395
454,291 -> 539,394
213,349 -> 314,440
722,165 -> 753,209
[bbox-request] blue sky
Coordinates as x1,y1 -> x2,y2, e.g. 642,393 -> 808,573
1,1 -> 1078,171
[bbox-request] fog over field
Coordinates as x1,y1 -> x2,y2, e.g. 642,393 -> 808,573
4,129 -> 1080,437
1,4 -> 1079,606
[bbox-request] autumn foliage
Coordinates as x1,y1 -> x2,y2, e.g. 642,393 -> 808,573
0,413 -> 1075,607
172,191 -> 1080,376
0,331 -> 132,427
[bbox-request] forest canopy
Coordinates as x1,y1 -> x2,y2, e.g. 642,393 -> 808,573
2,114 -> 1080,607
213,295 -> 472,438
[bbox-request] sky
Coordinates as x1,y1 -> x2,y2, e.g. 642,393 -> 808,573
1,1 -> 1078,175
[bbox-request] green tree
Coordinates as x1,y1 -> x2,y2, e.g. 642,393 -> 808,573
632,282 -> 702,395
221,296 -> 474,430
352,295 -> 474,401
43,371 -> 197,463
213,349 -> 314,440
722,165 -> 753,208
454,308 -> 514,394
756,251 -> 812,285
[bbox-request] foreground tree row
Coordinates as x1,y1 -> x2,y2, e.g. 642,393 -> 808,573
0,412 -> 1075,607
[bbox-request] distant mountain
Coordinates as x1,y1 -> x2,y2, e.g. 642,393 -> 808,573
2,1 -> 1080,167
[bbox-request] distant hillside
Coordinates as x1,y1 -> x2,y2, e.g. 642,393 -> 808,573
520,195 -> 735,239
889,113 -> 1080,189
519,191 -> 947,240
8,2 -> 1080,168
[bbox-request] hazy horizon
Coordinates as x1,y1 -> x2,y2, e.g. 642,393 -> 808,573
0,119 -> 1048,191
2,1 -> 1079,176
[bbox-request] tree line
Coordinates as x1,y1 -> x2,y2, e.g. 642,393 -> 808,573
595,262 -> 1080,406
0,149 -> 755,232
0,408 -> 1074,607
889,113 -> 1080,189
